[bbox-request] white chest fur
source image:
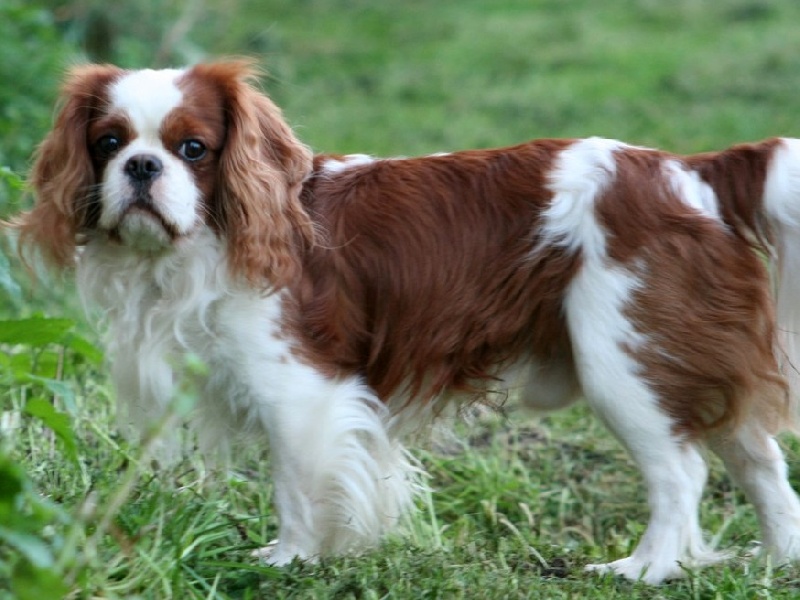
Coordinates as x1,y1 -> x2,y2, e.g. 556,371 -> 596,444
76,229 -> 290,449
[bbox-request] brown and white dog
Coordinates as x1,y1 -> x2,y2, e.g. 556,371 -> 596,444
12,60 -> 800,583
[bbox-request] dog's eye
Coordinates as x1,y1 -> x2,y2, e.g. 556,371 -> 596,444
95,135 -> 121,157
178,139 -> 207,162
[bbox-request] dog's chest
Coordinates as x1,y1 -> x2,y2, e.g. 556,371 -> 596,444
185,291 -> 289,368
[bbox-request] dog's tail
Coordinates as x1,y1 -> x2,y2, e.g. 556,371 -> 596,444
689,138 -> 800,432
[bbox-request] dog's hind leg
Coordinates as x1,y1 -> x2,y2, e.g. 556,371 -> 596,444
581,406 -> 719,584
708,425 -> 800,564
565,263 -> 724,584
574,348 -> 720,582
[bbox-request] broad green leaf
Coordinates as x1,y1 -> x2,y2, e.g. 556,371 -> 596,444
21,376 -> 76,415
9,351 -> 34,379
0,457 -> 25,521
0,318 -> 74,347
65,333 -> 103,365
27,350 -> 60,379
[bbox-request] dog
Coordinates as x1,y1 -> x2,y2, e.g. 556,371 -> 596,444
11,59 -> 800,584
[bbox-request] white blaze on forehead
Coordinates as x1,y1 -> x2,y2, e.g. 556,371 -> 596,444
109,68 -> 185,138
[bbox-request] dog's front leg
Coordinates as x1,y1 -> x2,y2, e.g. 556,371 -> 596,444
251,374 -> 417,565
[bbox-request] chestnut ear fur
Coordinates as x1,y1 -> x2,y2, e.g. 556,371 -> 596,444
13,64 -> 123,269
192,60 -> 315,288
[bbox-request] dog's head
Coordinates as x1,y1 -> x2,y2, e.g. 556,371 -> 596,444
16,60 -> 314,286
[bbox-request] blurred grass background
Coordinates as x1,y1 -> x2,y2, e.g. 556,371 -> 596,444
3,0 -> 800,177
3,0 -> 800,598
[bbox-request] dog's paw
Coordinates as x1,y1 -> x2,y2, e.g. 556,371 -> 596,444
250,540 -> 282,564
251,540 -> 316,566
585,556 -> 682,585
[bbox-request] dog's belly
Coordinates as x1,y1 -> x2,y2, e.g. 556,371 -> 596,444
502,354 -> 582,412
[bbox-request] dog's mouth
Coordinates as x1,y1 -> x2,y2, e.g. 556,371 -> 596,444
109,198 -> 181,252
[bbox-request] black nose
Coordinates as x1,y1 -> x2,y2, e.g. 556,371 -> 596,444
125,154 -> 163,182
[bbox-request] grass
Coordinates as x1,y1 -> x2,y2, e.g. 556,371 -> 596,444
4,0 -> 800,597
7,392 -> 800,598
224,0 -> 800,155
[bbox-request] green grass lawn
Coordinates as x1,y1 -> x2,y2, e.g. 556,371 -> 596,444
4,0 -> 800,597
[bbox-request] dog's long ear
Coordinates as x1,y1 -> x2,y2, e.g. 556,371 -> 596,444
14,64 -> 122,269
193,60 -> 314,288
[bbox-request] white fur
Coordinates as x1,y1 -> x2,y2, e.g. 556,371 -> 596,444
710,428 -> 800,563
764,138 -> 800,408
664,160 -> 720,218
541,137 -> 625,260
544,140 -> 724,583
110,69 -> 185,138
77,227 -> 419,561
322,154 -> 376,174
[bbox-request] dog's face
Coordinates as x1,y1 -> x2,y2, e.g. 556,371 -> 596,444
18,61 -> 315,285
86,67 -> 225,252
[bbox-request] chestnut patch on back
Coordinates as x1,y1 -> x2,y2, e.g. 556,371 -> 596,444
290,139 -> 581,402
